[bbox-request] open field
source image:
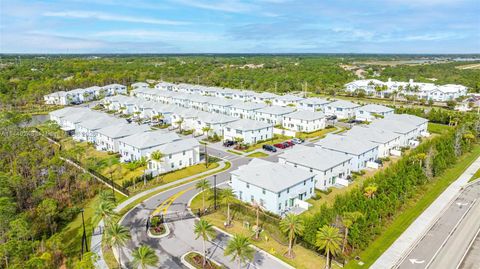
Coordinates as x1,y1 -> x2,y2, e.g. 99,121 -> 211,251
455,63 -> 480,70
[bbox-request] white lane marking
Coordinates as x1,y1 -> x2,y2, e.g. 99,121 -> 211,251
409,259 -> 425,264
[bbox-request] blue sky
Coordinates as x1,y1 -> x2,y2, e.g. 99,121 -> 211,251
0,0 -> 479,53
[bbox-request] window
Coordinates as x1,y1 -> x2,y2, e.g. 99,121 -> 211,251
310,188 -> 313,194
278,192 -> 281,198
278,203 -> 282,210
183,151 -> 185,155
287,188 -> 290,194
285,200 -> 288,207
262,188 -> 266,195
169,154 -> 172,159
250,195 -> 254,202
246,183 -> 250,188
179,160 -> 182,166
171,163 -> 174,168
303,180 -> 306,185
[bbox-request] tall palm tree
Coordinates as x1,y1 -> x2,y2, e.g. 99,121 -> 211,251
93,201 -> 118,226
201,126 -> 212,137
279,214 -> 304,258
220,189 -> 236,227
131,245 -> 158,269
195,179 -> 211,211
316,225 -> 342,269
150,150 -> 163,173
193,219 -> 216,267
341,211 -> 363,253
175,118 -> 184,133
251,202 -> 263,240
104,223 -> 131,267
224,234 -> 255,269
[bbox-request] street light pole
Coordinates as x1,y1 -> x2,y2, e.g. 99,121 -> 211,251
214,175 -> 217,210
204,143 -> 208,168
80,209 -> 88,255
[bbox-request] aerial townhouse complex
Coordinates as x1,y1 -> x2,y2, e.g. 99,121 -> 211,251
345,78 -> 468,102
46,80 -> 431,216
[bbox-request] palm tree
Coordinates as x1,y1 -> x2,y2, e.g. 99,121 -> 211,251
193,219 -> 216,267
93,201 -> 117,225
150,150 -> 163,173
201,126 -> 212,137
175,118 -> 184,133
316,225 -> 342,269
195,179 -> 211,211
279,214 -> 304,258
251,202 -> 263,240
363,185 -> 378,199
341,212 -> 363,253
104,223 -> 131,267
131,245 -> 158,269
220,189 -> 236,227
224,234 -> 255,269
264,100 -> 272,106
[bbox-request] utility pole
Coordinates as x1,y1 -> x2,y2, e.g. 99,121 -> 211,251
275,81 -> 278,93
204,143 -> 208,168
214,175 -> 217,210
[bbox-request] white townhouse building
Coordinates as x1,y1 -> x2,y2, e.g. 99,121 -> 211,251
84,86 -> 104,98
429,84 -> 468,101
150,103 -> 175,124
207,98 -> 242,115
385,114 -> 429,138
194,112 -> 239,137
254,106 -> 296,125
199,87 -> 218,96
251,92 -> 279,104
223,119 -> 273,145
44,91 -> 71,105
151,91 -> 176,104
230,102 -> 267,120
324,100 -> 361,119
102,84 -> 127,95
154,82 -> 175,91
215,88 -> 237,99
278,145 -> 352,190
118,96 -> 137,115
170,107 -> 202,131
231,158 -> 316,216
170,93 -> 192,108
118,130 -> 180,162
273,94 -> 305,107
315,134 -> 379,172
298,98 -> 331,112
95,123 -> 151,152
68,88 -> 94,103
104,95 -> 132,111
132,100 -> 156,119
282,110 -> 326,133
355,104 -> 394,122
131,82 -> 149,89
147,138 -> 200,175
369,118 -> 419,148
232,90 -> 255,101
187,95 -> 213,111
58,109 -> 102,133
49,107 -> 81,124
345,79 -> 384,95
343,126 -> 401,158
74,116 -> 124,143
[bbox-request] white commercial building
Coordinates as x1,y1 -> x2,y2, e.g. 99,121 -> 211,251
315,134 -> 379,172
279,145 -> 352,190
223,119 -> 273,145
355,104 -> 394,122
282,110 -> 326,132
231,159 -> 315,216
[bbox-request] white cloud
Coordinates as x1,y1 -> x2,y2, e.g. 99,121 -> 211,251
175,0 -> 256,13
43,11 -> 189,25
93,30 -> 222,42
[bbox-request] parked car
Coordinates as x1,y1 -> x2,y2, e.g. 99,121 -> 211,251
274,143 -> 287,149
326,115 -> 337,121
262,144 -> 277,152
284,140 -> 294,147
292,138 -> 304,144
223,140 -> 235,147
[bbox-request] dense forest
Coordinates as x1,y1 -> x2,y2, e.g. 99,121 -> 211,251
0,112 -> 99,268
1,55 -> 479,107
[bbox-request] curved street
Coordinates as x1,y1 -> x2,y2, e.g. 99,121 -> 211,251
112,146 -> 292,268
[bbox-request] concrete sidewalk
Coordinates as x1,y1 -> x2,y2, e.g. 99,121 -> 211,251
91,161 -> 227,269
370,155 -> 480,269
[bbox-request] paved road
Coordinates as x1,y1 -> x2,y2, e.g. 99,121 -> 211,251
396,181 -> 480,269
459,233 -> 480,269
117,147 -> 293,269
371,156 -> 480,269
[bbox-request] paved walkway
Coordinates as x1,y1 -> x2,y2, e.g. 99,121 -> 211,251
91,161 -> 227,269
370,155 -> 480,269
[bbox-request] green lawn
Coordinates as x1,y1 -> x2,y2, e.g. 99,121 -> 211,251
469,168 -> 480,182
427,122 -> 453,134
296,126 -> 337,140
227,149 -> 243,155
346,144 -> 480,269
246,152 -> 269,158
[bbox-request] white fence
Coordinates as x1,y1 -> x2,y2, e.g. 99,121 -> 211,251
273,128 -> 297,137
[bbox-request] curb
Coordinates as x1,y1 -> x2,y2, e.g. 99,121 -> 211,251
147,222 -> 170,239
181,251 -> 222,269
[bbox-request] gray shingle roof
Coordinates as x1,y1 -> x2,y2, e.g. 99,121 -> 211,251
96,123 -> 151,139
277,94 -> 305,102
284,110 -> 325,121
279,145 -> 351,171
231,102 -> 267,111
299,98 -> 331,106
77,116 -> 123,130
385,113 -> 428,126
315,134 -> 378,155
50,107 -> 84,118
344,126 -> 400,144
226,118 -> 272,131
149,138 -> 199,155
370,118 -> 418,134
328,100 -> 361,109
256,105 -> 296,115
231,159 -> 315,192
199,112 -> 239,124
119,130 -> 180,149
